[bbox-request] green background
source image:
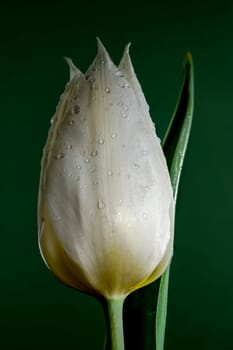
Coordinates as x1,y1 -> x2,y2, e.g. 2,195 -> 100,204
1,1 -> 232,349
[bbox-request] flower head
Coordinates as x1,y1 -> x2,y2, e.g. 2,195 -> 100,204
38,39 -> 174,299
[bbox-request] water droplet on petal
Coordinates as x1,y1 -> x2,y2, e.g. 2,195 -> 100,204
71,105 -> 80,114
66,145 -> 72,150
141,149 -> 149,156
54,153 -> 64,160
108,170 -> 113,176
91,150 -> 98,157
100,59 -> 105,64
115,70 -> 124,77
98,199 -> 105,209
123,105 -> 128,111
68,119 -> 75,126
105,87 -> 111,94
121,112 -> 128,118
111,133 -> 117,139
77,165 -> 82,169
98,139 -> 104,145
84,158 -> 89,163
50,116 -> 55,124
121,82 -> 130,88
132,162 -> 140,169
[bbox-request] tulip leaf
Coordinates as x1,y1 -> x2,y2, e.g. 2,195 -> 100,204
162,52 -> 194,201
123,53 -> 194,350
156,52 -> 194,350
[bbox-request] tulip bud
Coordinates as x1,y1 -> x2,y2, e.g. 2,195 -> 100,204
38,39 -> 174,300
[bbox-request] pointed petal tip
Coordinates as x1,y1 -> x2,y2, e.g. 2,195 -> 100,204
64,56 -> 73,67
124,42 -> 131,54
96,37 -> 108,56
64,56 -> 83,80
94,37 -> 115,68
119,43 -> 133,70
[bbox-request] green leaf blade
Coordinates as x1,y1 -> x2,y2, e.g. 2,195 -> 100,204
163,52 -> 194,200
156,52 -> 194,350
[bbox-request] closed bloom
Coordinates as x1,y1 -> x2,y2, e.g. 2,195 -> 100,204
38,40 -> 174,300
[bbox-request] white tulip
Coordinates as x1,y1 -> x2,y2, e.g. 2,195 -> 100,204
38,39 -> 174,300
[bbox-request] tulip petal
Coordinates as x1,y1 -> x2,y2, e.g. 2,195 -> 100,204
39,206 -> 99,294
119,44 -> 149,113
39,42 -> 174,298
64,57 -> 83,80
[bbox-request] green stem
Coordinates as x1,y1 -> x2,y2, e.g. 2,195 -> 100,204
104,297 -> 125,350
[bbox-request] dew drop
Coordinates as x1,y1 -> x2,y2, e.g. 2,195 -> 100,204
100,59 -> 105,64
66,145 -> 72,150
117,102 -> 123,107
68,119 -> 75,126
141,149 -> 149,156
54,153 -> 64,160
98,139 -> 104,145
121,112 -> 128,118
132,162 -> 140,169
111,133 -> 117,139
77,165 -> 82,169
50,116 -> 55,124
71,105 -> 80,114
84,158 -> 89,163
108,170 -> 113,176
97,199 -> 105,209
91,150 -> 98,157
121,82 -> 130,88
115,70 -> 124,77
105,87 -> 111,94
123,105 -> 128,111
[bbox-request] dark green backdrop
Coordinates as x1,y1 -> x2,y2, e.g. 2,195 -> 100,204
1,1 -> 232,349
